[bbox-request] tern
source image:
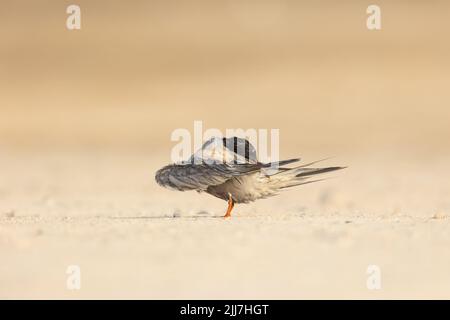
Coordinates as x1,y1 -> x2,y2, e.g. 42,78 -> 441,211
155,137 -> 345,218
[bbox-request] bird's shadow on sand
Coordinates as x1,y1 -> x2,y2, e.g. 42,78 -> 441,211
107,215 -> 225,220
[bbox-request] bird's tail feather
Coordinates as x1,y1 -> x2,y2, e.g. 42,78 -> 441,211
279,178 -> 327,189
295,166 -> 345,178
261,158 -> 301,168
269,164 -> 345,190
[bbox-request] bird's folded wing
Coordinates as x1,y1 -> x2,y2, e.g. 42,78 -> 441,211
155,163 -> 263,191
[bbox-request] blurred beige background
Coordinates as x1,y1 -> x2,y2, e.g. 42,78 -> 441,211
1,0 -> 449,156
1,1 -> 450,299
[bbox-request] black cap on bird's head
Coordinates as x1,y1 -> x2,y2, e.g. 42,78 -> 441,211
188,136 -> 258,165
222,137 -> 258,163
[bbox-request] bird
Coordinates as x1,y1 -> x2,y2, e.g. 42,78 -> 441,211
155,136 -> 345,218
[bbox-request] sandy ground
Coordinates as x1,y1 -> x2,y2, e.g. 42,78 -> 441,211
1,150 -> 449,299
1,1 -> 450,299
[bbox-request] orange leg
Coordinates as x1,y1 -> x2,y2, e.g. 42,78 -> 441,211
224,193 -> 235,218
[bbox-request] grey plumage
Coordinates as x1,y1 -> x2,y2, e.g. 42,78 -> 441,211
155,162 -> 262,192
155,137 -> 345,205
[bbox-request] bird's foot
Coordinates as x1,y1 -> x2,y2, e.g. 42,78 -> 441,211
223,193 -> 234,219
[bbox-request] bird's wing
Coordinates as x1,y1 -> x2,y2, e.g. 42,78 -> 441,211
155,162 -> 265,191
